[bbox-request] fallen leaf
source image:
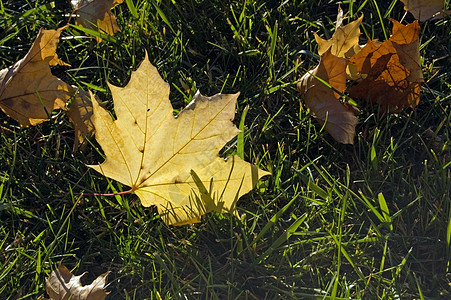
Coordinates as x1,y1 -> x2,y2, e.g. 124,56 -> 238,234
46,263 -> 109,300
71,0 -> 124,41
400,0 -> 451,21
298,49 -> 358,144
314,13 -> 363,59
335,4 -> 345,28
0,27 -> 73,126
88,54 -> 269,225
314,7 -> 363,79
348,20 -> 423,112
390,20 -> 423,82
67,88 -> 96,150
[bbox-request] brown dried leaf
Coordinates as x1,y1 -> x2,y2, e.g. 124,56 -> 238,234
0,27 -> 72,126
400,0 -> 451,21
297,49 -> 358,144
72,0 -> 124,42
46,263 -> 109,300
348,20 -> 423,112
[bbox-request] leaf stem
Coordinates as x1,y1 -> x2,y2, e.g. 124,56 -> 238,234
74,189 -> 134,197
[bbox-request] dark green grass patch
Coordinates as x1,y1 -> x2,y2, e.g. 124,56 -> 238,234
1,0 -> 450,299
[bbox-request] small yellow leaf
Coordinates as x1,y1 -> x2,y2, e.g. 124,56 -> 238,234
314,14 -> 363,59
314,8 -> 363,79
89,54 -> 269,225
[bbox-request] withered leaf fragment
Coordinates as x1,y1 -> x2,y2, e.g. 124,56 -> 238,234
400,0 -> 451,21
71,0 -> 124,41
348,20 -> 423,113
45,263 -> 109,300
298,49 -> 358,144
89,54 -> 269,225
0,27 -> 72,126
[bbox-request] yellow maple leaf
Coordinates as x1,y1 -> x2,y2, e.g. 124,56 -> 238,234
400,0 -> 451,22
0,27 -> 72,126
71,0 -> 124,42
88,54 -> 269,225
45,263 -> 109,300
298,49 -> 358,144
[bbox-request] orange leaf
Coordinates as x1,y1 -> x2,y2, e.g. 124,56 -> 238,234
391,20 -> 423,82
348,20 -> 423,113
298,49 -> 358,144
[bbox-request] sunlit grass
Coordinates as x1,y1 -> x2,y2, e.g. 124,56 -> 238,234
0,0 -> 450,299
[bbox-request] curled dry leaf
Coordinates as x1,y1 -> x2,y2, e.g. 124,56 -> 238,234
88,54 -> 270,225
348,20 -> 423,113
0,27 -> 72,126
46,263 -> 109,300
314,7 -> 363,79
71,0 -> 124,41
298,49 -> 358,144
400,0 -> 451,21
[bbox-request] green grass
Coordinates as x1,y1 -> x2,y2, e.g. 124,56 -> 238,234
1,0 -> 450,299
